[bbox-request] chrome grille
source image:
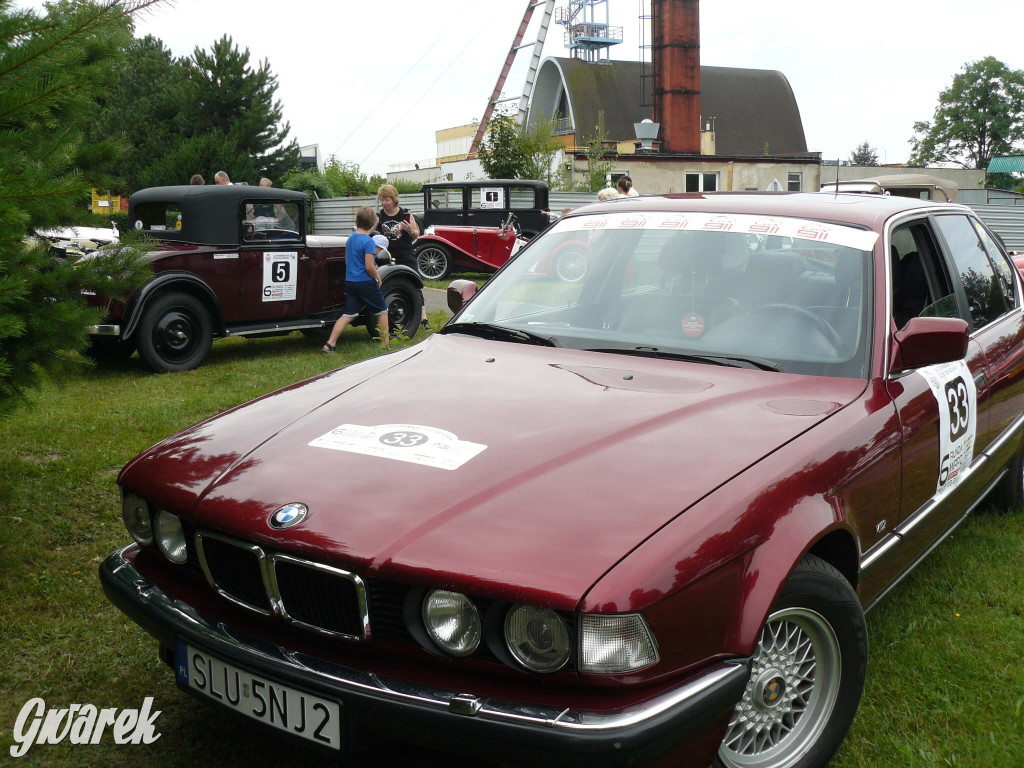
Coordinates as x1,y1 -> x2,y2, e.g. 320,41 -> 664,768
271,554 -> 368,639
196,532 -> 271,614
192,529 -> 369,640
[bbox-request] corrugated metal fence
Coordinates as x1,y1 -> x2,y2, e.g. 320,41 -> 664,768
969,203 -> 1024,252
312,196 -> 417,236
959,188 -> 1024,206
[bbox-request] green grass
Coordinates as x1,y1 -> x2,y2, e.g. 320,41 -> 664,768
1,320 -> 1022,766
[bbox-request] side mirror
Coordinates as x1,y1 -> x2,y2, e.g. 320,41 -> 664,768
891,316 -> 969,373
447,279 -> 478,313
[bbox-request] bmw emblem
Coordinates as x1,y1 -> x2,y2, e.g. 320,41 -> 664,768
270,503 -> 308,529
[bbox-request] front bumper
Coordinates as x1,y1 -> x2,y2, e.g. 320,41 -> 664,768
100,545 -> 750,766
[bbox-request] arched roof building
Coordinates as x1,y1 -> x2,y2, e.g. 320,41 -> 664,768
527,57 -> 809,157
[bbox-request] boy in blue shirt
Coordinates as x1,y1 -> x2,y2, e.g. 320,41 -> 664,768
322,206 -> 389,351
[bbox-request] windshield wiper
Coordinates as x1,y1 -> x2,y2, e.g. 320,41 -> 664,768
440,322 -> 557,347
587,346 -> 780,372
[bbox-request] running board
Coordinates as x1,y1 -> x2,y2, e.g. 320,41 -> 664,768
225,319 -> 328,337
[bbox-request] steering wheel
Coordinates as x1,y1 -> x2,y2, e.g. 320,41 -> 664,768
747,303 -> 846,349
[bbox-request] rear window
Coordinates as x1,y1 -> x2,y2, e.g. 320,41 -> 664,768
134,202 -> 182,232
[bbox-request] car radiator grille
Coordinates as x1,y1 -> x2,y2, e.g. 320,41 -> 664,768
184,525 -> 369,640
273,558 -> 365,637
198,534 -> 271,613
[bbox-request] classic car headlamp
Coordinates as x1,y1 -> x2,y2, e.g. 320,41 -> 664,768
121,493 -> 153,546
153,510 -> 187,565
579,614 -> 660,674
422,590 -> 481,657
504,605 -> 571,673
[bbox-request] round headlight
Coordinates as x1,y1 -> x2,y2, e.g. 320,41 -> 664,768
422,590 -> 481,657
122,493 -> 152,545
153,510 -> 187,565
505,605 -> 571,673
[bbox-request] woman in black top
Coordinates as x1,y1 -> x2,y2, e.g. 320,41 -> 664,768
377,184 -> 427,328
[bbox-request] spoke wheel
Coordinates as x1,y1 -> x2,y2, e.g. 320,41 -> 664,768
717,555 -> 866,768
416,244 -> 451,281
719,608 -> 840,768
554,248 -> 587,283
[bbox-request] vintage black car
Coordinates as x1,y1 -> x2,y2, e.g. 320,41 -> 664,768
85,185 -> 423,373
421,179 -> 551,238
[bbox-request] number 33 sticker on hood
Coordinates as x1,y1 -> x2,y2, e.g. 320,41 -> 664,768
917,360 -> 977,494
309,424 -> 487,471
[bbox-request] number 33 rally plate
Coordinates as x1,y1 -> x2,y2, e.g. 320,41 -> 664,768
918,360 -> 977,494
309,424 -> 487,471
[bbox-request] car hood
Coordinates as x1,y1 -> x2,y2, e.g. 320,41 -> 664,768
121,335 -> 866,606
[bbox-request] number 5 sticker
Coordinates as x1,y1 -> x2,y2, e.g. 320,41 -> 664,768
262,251 -> 298,302
919,361 -> 977,495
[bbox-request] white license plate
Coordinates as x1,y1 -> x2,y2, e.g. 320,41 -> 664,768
176,640 -> 341,749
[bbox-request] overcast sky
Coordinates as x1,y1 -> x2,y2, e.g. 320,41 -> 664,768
17,0 -> 1024,175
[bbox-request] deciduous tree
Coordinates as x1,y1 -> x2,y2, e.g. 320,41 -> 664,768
909,57 -> 1024,169
477,115 -> 530,180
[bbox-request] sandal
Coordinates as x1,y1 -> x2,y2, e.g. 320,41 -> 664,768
321,342 -> 335,353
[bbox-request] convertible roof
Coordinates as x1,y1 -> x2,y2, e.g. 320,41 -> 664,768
128,185 -> 308,246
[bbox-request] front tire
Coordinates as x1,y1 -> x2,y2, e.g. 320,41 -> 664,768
136,291 -> 213,373
370,280 -> 423,341
415,243 -> 451,281
717,555 -> 866,768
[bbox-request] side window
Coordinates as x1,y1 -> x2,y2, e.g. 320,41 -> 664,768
242,201 -> 301,244
890,221 -> 958,328
427,188 -> 461,210
934,214 -> 1007,329
972,220 -> 1017,310
509,187 -> 536,210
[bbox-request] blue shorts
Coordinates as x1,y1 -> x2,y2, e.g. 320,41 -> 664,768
343,280 -> 388,317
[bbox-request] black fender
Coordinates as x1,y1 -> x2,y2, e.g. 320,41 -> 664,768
377,262 -> 423,290
121,271 -> 223,339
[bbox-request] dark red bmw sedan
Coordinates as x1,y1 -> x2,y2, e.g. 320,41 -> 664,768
101,192 -> 1024,768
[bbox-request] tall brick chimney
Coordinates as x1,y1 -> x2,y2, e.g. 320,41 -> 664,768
652,0 -> 701,154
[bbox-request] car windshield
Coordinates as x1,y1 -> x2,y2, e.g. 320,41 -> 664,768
452,210 -> 876,378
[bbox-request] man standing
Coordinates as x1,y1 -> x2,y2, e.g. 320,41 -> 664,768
214,171 -> 232,185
